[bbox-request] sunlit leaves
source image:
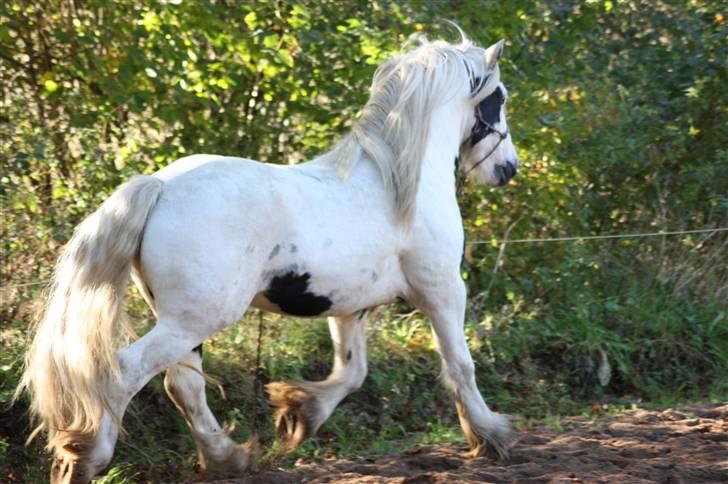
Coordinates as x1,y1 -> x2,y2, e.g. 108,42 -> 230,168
141,10 -> 161,32
243,11 -> 258,30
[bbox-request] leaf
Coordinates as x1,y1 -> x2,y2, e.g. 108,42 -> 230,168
43,79 -> 59,94
142,11 -> 161,32
244,11 -> 258,30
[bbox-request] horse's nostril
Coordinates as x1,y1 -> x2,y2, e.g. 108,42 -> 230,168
494,165 -> 508,186
503,161 -> 517,180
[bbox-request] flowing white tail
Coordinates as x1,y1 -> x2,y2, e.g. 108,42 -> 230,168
16,175 -> 162,447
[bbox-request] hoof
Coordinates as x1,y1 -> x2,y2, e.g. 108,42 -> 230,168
49,433 -> 95,484
455,401 -> 513,460
200,437 -> 258,477
465,437 -> 512,459
266,381 -> 320,451
51,454 -> 84,484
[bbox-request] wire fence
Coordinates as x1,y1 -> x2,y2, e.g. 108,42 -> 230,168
474,227 -> 728,245
2,226 -> 727,291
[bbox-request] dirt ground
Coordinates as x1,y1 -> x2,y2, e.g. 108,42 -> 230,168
214,403 -> 727,484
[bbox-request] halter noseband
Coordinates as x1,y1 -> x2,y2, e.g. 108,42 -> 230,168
456,108 -> 509,197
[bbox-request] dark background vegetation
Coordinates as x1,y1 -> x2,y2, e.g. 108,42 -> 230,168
1,0 -> 726,481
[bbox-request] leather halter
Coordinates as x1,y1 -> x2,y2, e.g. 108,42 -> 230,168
456,106 -> 509,197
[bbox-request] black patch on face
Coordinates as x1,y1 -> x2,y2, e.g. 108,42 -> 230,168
464,59 -> 488,96
472,75 -> 489,96
193,344 -> 203,356
346,349 -> 352,361
268,244 -> 281,260
264,271 -> 333,316
471,87 -> 504,147
145,283 -> 155,301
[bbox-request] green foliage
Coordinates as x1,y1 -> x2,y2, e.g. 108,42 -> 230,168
1,0 -> 726,481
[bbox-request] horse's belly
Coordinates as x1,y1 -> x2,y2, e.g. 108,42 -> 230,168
250,256 -> 404,318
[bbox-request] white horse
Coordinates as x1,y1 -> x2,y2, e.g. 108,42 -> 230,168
17,33 -> 519,482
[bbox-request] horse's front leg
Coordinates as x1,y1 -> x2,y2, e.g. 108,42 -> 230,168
267,311 -> 368,450
414,278 -> 512,459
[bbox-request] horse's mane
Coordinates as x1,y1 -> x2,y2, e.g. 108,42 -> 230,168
332,34 -> 490,223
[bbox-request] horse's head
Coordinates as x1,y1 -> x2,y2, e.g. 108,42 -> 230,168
336,34 -> 519,221
459,40 -> 519,188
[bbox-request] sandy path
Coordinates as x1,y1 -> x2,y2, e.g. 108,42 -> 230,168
212,403 -> 727,483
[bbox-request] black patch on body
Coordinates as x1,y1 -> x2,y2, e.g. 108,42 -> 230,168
346,349 -> 352,361
193,344 -> 203,356
471,87 -> 504,146
290,244 -> 298,253
264,272 -> 333,316
268,244 -> 281,260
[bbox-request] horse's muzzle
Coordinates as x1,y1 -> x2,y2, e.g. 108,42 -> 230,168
495,160 -> 518,186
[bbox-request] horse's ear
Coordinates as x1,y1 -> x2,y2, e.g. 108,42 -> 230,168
485,39 -> 505,70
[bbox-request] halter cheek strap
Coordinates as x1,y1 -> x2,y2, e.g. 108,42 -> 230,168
456,118 -> 509,197
458,62 -> 508,196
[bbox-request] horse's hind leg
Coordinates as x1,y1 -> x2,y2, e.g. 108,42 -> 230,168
53,313 -> 248,483
164,346 -> 256,476
416,279 -> 512,459
267,311 -> 368,450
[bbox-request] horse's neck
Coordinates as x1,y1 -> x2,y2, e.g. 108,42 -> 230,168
418,109 -> 463,200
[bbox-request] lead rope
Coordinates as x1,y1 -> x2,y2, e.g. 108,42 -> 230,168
251,309 -> 265,436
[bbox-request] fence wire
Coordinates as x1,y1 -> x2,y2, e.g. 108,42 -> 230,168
2,227 -> 727,291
